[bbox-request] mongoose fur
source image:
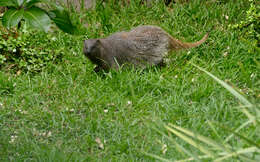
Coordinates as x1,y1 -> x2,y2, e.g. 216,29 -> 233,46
83,25 -> 208,72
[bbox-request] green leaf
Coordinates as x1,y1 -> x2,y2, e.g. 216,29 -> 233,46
2,8 -> 24,29
16,0 -> 25,6
48,9 -> 76,34
0,0 -> 17,7
23,6 -> 51,32
25,0 -> 44,8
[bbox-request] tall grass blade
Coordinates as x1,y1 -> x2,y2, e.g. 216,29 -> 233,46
169,124 -> 228,151
175,148 -> 260,162
214,147 -> 259,162
152,126 -> 201,161
224,120 -> 253,143
238,105 -> 260,119
165,125 -> 216,158
238,155 -> 260,162
175,154 -> 215,162
143,152 -> 172,162
240,108 -> 256,122
218,124 -> 260,148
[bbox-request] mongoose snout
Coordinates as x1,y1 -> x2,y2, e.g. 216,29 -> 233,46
83,25 -> 208,72
83,39 -> 99,56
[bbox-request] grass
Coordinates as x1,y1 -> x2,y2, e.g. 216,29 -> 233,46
145,64 -> 259,161
0,0 -> 259,161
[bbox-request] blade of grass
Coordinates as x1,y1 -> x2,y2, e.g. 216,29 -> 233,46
151,126 -> 201,161
165,125 -> 216,158
237,105 -> 260,119
175,154 -> 211,162
175,148 -> 260,162
240,108 -> 257,123
214,147 -> 259,162
169,124 -> 229,151
238,154 -> 260,162
143,152 -> 172,162
217,124 -> 260,148
224,120 -> 253,143
207,121 -> 223,142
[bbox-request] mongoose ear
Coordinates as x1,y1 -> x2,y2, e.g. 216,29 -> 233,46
95,39 -> 102,46
84,39 -> 101,49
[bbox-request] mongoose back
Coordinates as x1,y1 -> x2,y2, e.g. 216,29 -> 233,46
83,25 -> 208,72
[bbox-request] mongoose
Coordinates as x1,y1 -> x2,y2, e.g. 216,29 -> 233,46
83,25 -> 208,72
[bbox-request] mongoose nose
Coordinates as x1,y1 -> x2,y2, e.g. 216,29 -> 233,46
84,40 -> 88,48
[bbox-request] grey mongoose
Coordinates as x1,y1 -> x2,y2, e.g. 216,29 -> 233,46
83,25 -> 208,72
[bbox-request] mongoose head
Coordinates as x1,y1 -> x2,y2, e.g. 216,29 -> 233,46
83,39 -> 103,65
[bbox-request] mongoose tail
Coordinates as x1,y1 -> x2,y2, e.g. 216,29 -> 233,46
169,33 -> 208,50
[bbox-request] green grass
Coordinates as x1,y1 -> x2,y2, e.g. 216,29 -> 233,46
0,0 -> 259,161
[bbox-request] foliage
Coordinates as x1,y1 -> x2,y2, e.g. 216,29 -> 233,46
0,0 -> 77,34
230,0 -> 260,45
0,27 -> 64,73
0,0 -> 82,74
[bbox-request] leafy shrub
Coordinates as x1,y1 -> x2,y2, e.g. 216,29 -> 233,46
0,27 -> 65,74
230,0 -> 259,46
0,0 -> 77,34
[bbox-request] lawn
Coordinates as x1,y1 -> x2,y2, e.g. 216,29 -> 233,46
0,0 -> 259,161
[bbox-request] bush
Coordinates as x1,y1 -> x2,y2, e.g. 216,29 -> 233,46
230,0 -> 260,46
0,27 -> 65,74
